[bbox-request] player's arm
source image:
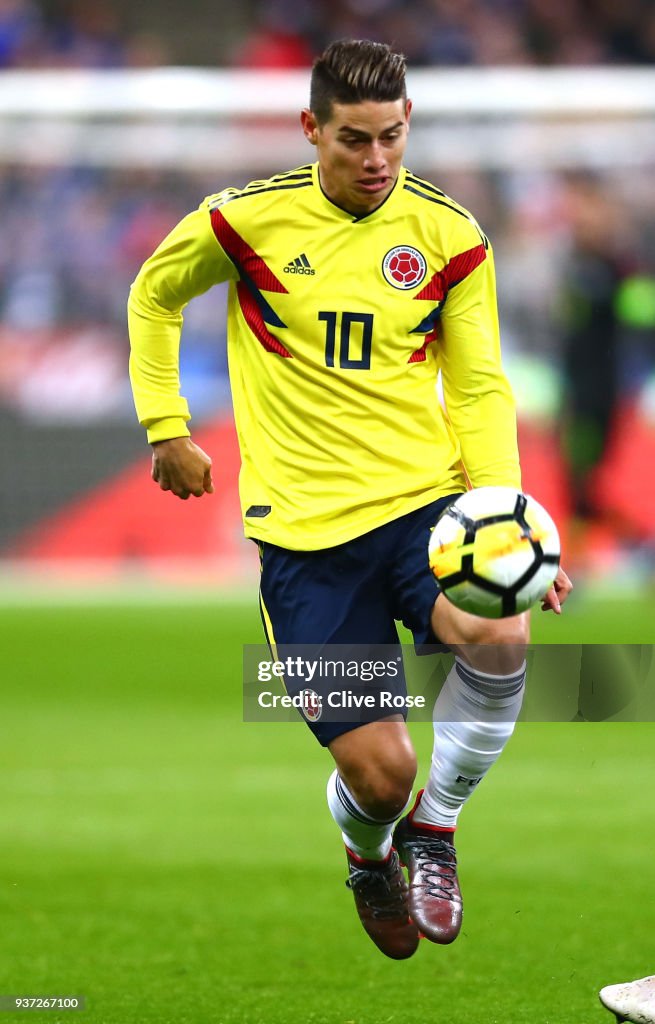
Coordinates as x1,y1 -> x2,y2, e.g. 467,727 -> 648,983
438,241 -> 520,490
439,239 -> 572,610
128,202 -> 237,499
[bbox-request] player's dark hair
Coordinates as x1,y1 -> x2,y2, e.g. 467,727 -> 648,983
309,40 -> 407,125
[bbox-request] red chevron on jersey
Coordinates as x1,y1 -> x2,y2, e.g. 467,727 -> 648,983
236,282 -> 292,358
414,244 -> 486,302
211,209 -> 288,294
408,328 -> 438,363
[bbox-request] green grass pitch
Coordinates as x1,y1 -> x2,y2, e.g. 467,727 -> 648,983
1,588 -> 654,1024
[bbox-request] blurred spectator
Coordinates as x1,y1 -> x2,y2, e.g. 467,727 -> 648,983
235,31 -> 314,69
556,174 -> 655,555
0,0 -> 41,66
43,0 -> 125,67
234,0 -> 316,68
558,175 -> 629,524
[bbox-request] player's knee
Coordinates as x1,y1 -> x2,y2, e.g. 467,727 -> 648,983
455,613 -> 529,675
472,615 -> 529,648
339,743 -> 417,820
358,757 -> 417,820
330,720 -> 417,819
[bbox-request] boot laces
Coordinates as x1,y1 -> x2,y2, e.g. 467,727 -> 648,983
346,856 -> 408,920
405,834 -> 458,900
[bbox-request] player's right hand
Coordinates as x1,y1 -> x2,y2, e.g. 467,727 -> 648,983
540,565 -> 573,613
151,436 -> 214,500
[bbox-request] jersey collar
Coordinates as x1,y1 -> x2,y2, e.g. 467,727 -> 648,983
311,163 -> 407,222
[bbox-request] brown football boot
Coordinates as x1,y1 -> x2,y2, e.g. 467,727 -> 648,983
393,793 -> 462,945
345,847 -> 420,960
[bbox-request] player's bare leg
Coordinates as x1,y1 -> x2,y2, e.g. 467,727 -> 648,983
327,719 -> 420,959
330,717 -> 417,823
393,598 -> 529,944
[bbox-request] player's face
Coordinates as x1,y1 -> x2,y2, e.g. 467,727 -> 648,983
301,99 -> 411,217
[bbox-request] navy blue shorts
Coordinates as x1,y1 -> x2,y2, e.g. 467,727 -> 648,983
257,495 -> 461,746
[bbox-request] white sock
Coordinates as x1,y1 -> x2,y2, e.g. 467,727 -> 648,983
326,770 -> 408,861
413,658 -> 526,830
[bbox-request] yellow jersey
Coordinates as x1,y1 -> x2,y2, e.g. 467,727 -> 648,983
128,163 -> 520,550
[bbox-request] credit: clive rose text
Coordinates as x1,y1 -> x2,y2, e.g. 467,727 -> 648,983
257,691 -> 426,710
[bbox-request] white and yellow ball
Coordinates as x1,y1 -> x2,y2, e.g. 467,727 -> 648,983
428,487 -> 560,618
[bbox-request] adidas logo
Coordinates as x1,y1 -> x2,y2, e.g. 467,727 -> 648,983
283,253 -> 315,276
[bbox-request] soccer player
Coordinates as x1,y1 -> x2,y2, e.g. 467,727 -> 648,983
128,39 -> 572,960
600,976 -> 655,1023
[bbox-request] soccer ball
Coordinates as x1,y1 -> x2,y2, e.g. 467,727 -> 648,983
428,487 -> 560,618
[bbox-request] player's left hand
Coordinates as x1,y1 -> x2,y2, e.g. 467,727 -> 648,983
541,566 -> 573,614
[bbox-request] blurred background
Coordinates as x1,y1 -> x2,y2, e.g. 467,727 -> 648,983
1,0 -> 655,594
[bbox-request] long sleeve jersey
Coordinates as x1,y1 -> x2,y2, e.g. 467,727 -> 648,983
128,163 -> 520,550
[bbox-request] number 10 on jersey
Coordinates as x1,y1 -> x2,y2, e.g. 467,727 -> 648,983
319,311 -> 373,370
